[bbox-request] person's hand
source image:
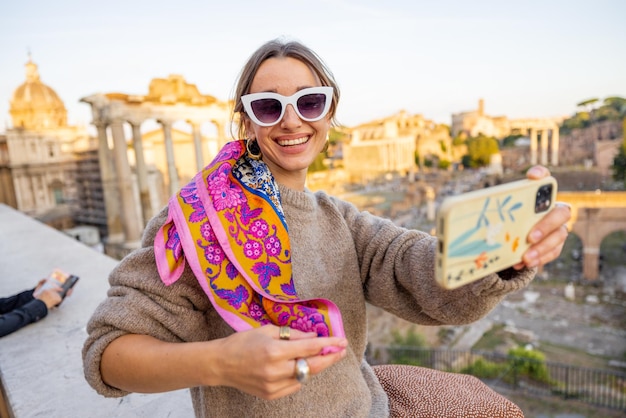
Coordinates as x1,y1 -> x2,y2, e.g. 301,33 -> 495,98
35,287 -> 63,309
33,278 -> 47,297
513,165 -> 571,269
208,324 -> 348,400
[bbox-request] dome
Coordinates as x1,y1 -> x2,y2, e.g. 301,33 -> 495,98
10,58 -> 67,130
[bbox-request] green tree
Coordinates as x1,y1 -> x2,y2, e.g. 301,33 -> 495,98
465,135 -> 499,168
613,122 -> 626,186
391,327 -> 426,347
508,346 -> 551,383
577,97 -> 599,113
438,159 -> 451,170
603,96 -> 626,115
461,358 -> 504,379
560,111 -> 591,134
501,134 -> 523,148
388,327 -> 428,366
328,126 -> 348,145
307,153 -> 327,173
594,105 -> 620,122
452,135 -> 466,146
461,154 -> 472,168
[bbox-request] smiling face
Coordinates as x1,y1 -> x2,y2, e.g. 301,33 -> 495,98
243,57 -> 331,191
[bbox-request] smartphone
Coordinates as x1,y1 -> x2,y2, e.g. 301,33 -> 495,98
59,275 -> 79,299
435,176 -> 557,289
36,269 -> 79,301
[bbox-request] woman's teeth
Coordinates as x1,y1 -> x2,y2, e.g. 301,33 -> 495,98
278,136 -> 309,146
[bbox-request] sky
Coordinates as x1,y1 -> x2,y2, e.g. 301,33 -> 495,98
1,0 -> 625,135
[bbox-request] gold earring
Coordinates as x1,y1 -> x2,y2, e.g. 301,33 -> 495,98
321,139 -> 329,154
246,138 -> 262,160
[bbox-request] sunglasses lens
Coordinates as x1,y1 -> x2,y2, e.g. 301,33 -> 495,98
250,98 -> 282,124
297,94 -> 327,120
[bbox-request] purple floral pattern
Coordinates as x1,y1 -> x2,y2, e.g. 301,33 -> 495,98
158,140 -> 342,338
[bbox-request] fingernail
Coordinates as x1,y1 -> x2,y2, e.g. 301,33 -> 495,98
528,166 -> 543,177
530,230 -> 543,243
525,250 -> 539,267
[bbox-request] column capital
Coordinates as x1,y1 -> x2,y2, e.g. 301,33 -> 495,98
127,118 -> 145,128
92,119 -> 108,129
157,118 -> 174,128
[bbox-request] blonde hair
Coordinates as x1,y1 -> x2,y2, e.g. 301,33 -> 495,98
232,39 -> 340,138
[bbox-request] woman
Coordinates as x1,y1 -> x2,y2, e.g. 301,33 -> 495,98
83,39 -> 571,417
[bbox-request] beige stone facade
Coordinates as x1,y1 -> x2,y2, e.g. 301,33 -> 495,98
0,58 -> 92,228
452,99 -> 563,166
80,74 -> 232,250
343,110 -> 455,182
9,58 -> 68,130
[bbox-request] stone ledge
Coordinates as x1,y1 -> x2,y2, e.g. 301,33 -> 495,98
0,204 -> 193,417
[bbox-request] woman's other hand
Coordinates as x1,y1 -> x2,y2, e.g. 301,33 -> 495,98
101,326 -> 347,398
514,165 -> 571,269
209,325 -> 348,400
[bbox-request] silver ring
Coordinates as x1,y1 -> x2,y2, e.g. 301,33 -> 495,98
295,358 -> 310,384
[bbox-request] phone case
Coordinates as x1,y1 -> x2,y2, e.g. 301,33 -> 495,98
435,176 -> 557,289
60,275 -> 79,298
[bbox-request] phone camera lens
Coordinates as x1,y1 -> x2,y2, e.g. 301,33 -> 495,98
535,184 -> 553,213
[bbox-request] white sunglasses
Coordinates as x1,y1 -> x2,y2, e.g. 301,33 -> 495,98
241,86 -> 333,127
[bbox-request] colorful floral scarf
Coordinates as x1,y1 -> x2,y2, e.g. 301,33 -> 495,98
154,140 -> 345,340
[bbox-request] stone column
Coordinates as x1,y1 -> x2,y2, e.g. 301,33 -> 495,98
530,128 -> 538,165
540,129 -> 548,166
551,127 -> 559,166
129,120 -> 153,225
216,120 -> 227,150
110,118 -> 143,243
425,186 -> 435,221
159,119 -> 179,196
94,120 -> 124,242
582,247 -> 600,280
189,121 -> 204,171
582,208 -> 601,281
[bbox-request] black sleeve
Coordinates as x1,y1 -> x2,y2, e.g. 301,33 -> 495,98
0,289 -> 37,314
0,296 -> 48,338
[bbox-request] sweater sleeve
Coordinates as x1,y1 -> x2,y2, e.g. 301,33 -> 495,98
332,196 -> 536,326
0,290 -> 48,338
82,207 -> 214,397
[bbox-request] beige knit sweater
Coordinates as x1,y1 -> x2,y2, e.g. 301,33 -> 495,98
83,185 -> 535,417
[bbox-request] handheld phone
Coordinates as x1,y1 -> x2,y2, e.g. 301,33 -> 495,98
59,275 -> 79,299
435,176 -> 557,289
36,269 -> 80,302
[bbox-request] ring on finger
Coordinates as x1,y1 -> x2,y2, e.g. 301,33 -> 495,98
295,358 -> 310,384
279,326 -> 291,341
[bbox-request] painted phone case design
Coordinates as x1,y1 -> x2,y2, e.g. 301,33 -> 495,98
436,178 -> 556,289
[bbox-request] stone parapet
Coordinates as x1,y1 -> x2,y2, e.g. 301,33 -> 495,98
0,204 -> 192,417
